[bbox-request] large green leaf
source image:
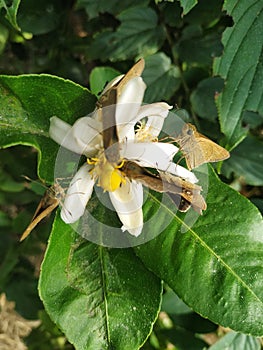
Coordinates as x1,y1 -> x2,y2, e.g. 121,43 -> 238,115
39,215 -> 162,350
88,7 -> 166,61
213,0 -> 263,149
135,166 -> 263,336
0,75 -> 96,182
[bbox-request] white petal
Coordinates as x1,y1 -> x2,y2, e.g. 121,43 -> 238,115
116,77 -> 146,140
49,116 -> 71,146
122,142 -> 179,167
139,102 -> 172,138
51,116 -> 102,156
163,162 -> 198,183
118,101 -> 172,141
61,164 -> 95,223
117,76 -> 146,105
109,180 -> 144,236
121,141 -> 198,183
71,116 -> 103,156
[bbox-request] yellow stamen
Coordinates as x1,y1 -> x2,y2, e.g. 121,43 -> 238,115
87,157 -> 99,165
135,123 -> 158,142
87,154 -> 126,192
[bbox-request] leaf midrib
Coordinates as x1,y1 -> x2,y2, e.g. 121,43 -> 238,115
148,191 -> 263,306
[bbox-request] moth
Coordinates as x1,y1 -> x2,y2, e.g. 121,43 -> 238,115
174,123 -> 230,170
97,58 -> 145,165
20,182 -> 64,241
121,161 -> 207,214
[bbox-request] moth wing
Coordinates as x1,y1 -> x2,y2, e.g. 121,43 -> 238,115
117,58 -> 145,94
20,199 -> 59,241
194,137 -> 230,163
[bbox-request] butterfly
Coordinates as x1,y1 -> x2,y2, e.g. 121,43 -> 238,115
174,123 -> 230,170
20,182 -> 64,241
121,161 -> 206,214
96,60 -> 206,214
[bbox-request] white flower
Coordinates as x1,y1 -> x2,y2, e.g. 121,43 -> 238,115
49,73 -> 197,236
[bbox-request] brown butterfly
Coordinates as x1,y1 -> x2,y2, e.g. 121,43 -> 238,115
174,123 -> 230,170
20,183 -> 64,241
97,58 -> 145,165
121,161 -> 207,214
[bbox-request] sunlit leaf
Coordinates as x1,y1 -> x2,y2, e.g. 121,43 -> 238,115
39,216 -> 162,350
0,75 -> 96,182
135,166 -> 263,336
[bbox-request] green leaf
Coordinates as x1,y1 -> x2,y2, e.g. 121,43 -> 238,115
135,166 -> 263,336
183,0 -> 223,26
209,331 -> 261,350
76,0 -> 149,19
162,291 -> 217,333
0,0 -> 21,31
39,215 -> 162,350
89,66 -> 120,96
213,0 -> 263,149
190,77 -> 224,121
222,135 -> 263,186
178,0 -> 198,15
177,26 -> 223,66
143,52 -> 181,103
0,74 -> 96,182
17,0 -> 65,35
88,7 -> 166,61
242,111 -> 263,129
162,289 -> 192,314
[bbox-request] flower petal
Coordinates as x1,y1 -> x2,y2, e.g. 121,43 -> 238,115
61,164 -> 95,223
121,141 -> 198,183
71,116 -> 103,156
50,116 -> 102,156
138,102 -> 172,138
116,77 -> 146,140
122,142 -> 178,166
49,116 -> 71,145
164,162 -> 198,183
109,180 -> 144,236
119,102 -> 172,141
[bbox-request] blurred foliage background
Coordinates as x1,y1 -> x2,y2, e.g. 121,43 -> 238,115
0,0 -> 262,349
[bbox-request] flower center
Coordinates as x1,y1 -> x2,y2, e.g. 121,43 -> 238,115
87,154 -> 125,192
135,122 -> 158,142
